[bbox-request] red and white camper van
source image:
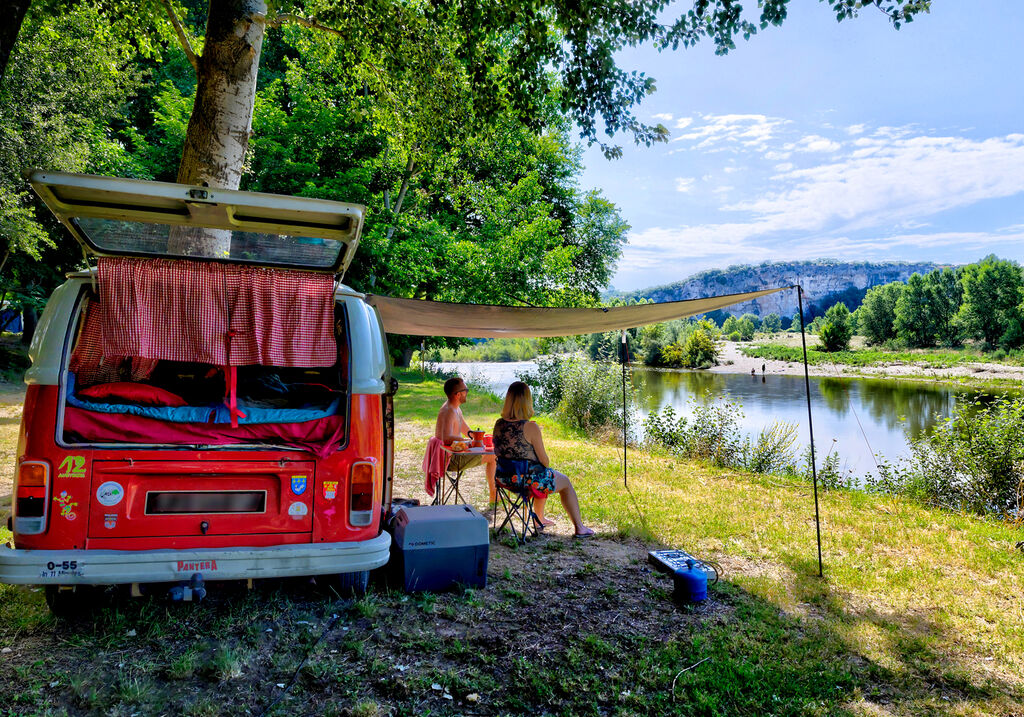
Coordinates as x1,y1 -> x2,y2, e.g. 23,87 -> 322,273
1,172 -> 396,614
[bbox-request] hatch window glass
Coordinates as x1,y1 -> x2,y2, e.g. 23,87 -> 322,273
74,217 -> 344,269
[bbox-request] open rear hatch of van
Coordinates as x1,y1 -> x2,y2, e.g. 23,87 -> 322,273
87,460 -> 314,539
28,170 -> 365,275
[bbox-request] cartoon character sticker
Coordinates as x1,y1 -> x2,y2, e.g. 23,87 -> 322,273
53,491 -> 78,521
290,475 -> 308,496
323,481 -> 338,500
57,455 -> 87,478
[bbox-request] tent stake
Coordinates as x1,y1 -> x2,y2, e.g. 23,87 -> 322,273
621,330 -> 628,489
797,285 -> 824,578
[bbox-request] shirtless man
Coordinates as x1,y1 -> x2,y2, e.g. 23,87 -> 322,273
435,376 -> 497,504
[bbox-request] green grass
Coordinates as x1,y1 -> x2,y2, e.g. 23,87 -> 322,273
1,372 -> 1022,715
392,369 -> 1024,715
740,341 -> 1024,369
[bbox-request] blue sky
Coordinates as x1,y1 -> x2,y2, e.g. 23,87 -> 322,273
579,1 -> 1024,292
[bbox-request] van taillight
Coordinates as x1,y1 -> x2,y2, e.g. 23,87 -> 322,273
350,462 -> 375,526
15,461 -> 49,534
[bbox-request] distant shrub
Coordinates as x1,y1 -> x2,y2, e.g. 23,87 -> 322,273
761,313 -> 782,333
819,303 -> 853,352
867,395 -> 1024,516
520,355 -> 634,434
437,338 -> 540,362
744,422 -> 799,474
660,320 -> 720,368
644,400 -> 798,474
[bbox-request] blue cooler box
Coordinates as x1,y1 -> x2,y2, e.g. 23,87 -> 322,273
388,504 -> 489,592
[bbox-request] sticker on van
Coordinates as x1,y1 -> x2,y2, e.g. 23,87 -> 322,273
323,481 -> 338,500
287,502 -> 308,518
96,481 -> 124,507
290,475 -> 308,495
53,492 -> 78,521
57,455 -> 87,478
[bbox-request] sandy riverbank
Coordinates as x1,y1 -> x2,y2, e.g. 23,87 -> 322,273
711,338 -> 1024,383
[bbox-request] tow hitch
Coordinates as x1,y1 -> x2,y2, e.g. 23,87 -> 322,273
169,573 -> 207,602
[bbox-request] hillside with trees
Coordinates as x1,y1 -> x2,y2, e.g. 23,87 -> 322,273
623,259 -> 940,322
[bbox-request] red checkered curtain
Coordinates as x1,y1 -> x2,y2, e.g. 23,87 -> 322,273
68,301 -> 121,387
97,258 -> 336,367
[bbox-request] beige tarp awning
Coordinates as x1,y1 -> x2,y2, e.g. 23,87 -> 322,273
365,287 -> 792,338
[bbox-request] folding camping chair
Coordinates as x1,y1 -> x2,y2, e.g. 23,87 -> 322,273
491,459 -> 546,545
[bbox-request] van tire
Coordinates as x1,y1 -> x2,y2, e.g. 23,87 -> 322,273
44,585 -> 95,618
331,570 -> 369,598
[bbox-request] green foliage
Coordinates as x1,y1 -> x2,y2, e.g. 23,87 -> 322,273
721,315 -> 755,341
519,355 -> 633,434
858,281 -> 905,345
818,302 -> 853,352
434,338 -> 541,363
0,4 -> 144,290
739,312 -> 761,330
643,401 -> 798,474
926,267 -> 963,347
893,273 -> 934,348
660,320 -> 721,369
869,395 -> 1024,516
760,313 -> 782,333
956,256 -> 1024,349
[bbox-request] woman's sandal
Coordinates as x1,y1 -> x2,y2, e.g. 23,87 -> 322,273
573,527 -> 596,538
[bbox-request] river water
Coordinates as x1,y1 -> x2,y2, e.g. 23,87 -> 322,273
433,360 -> 1011,478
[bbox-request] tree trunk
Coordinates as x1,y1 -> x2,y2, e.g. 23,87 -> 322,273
0,0 -> 31,85
169,0 -> 266,256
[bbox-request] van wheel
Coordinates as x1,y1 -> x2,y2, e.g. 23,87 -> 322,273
44,585 -> 95,618
331,570 -> 369,598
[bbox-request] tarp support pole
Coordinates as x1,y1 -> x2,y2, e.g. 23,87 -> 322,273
621,330 -> 628,489
797,285 -> 824,578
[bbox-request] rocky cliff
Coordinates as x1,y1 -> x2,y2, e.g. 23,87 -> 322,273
629,260 -> 943,318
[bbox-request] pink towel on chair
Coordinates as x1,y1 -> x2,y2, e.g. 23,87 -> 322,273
422,437 -> 450,497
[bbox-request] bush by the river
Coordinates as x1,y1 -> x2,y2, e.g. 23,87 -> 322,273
643,400 -> 800,475
429,338 -> 541,362
868,395 -> 1024,517
520,355 -> 635,434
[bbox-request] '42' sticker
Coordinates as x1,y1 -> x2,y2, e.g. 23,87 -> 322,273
58,455 -> 87,478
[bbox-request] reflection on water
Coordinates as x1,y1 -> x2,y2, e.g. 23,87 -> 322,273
435,360 -> 1012,478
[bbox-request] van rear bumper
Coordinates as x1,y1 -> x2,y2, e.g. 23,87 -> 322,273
0,533 -> 391,585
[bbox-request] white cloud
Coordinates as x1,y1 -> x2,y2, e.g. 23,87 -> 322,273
671,113 -> 789,152
723,166 -> 741,174
675,177 -> 696,193
785,135 -> 841,153
727,133 -> 1024,235
763,150 -> 791,161
846,124 -> 866,135
674,117 -> 693,130
652,113 -> 674,122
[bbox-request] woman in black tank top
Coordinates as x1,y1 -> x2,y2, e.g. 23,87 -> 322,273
492,382 -> 594,536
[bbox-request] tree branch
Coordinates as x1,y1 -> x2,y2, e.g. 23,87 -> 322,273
162,0 -> 199,72
386,154 -> 417,241
264,13 -> 344,39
